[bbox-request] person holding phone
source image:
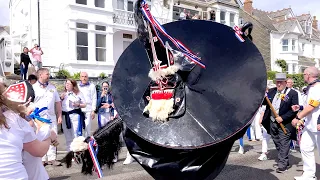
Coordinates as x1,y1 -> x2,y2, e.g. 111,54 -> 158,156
96,81 -> 114,128
30,44 -> 43,71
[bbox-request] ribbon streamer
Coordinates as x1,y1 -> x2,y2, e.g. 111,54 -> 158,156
88,138 -> 103,178
28,107 -> 52,124
233,25 -> 245,42
140,0 -> 205,68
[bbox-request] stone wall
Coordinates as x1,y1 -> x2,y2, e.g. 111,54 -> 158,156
239,9 -> 271,70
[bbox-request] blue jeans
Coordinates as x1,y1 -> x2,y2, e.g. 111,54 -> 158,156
20,64 -> 28,80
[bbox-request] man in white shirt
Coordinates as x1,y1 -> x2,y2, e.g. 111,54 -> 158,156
292,67 -> 320,180
78,72 -> 97,137
33,68 -> 63,166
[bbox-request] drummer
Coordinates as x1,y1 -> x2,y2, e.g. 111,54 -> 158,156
261,73 -> 298,173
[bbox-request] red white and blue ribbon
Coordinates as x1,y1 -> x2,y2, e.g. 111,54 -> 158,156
140,0 -> 205,68
233,25 -> 245,42
88,138 -> 103,178
296,123 -> 304,145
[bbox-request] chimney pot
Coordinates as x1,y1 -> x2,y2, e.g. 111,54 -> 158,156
243,0 -> 253,15
312,16 -> 318,30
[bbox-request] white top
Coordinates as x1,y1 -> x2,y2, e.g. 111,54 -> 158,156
33,82 -> 60,116
22,125 -> 50,180
304,84 -> 320,132
62,91 -> 86,112
78,83 -> 97,112
0,109 -> 36,180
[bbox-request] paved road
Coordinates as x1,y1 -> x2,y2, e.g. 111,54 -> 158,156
47,120 -> 320,180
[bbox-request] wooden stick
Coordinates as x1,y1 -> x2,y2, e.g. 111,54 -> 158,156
265,96 -> 287,134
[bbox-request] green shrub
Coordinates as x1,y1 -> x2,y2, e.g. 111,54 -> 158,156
267,71 -> 307,89
267,71 -> 278,80
99,72 -> 106,79
287,73 -> 307,89
55,69 -> 71,79
72,72 -> 80,80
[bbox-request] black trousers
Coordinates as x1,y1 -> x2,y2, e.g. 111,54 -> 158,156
270,121 -> 291,169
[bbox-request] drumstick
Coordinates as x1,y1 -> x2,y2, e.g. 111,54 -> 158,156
265,96 -> 287,134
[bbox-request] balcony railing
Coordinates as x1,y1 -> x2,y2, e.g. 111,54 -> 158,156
113,9 -> 171,27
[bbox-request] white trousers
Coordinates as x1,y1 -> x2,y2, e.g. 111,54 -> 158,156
42,115 -> 57,162
62,114 -> 80,151
84,112 -> 92,137
250,113 -> 263,140
261,127 -> 271,153
98,112 -> 110,127
300,129 -> 320,178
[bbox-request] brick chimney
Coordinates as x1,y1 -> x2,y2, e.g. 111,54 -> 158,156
313,16 -> 318,30
244,0 -> 253,15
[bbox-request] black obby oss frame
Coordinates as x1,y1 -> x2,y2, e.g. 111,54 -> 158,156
111,1 -> 266,179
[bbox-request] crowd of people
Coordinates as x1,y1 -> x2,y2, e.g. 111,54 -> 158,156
0,66 -> 320,179
0,68 -> 137,180
238,67 -> 320,180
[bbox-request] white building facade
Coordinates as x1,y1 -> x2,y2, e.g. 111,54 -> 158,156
0,27 -> 12,75
9,0 -> 241,77
270,12 -> 320,74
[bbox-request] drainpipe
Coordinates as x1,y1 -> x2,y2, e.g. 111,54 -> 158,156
37,0 -> 40,46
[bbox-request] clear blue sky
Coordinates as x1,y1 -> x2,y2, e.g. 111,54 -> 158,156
0,0 -> 319,26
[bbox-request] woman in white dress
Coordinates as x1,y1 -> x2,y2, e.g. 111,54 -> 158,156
61,79 -> 86,151
0,83 -> 57,180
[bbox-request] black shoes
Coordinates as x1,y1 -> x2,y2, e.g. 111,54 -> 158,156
276,167 -> 288,173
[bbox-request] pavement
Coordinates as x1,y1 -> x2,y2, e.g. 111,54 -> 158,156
47,119 -> 320,180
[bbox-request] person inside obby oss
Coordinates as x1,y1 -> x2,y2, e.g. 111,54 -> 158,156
30,44 -> 43,71
291,67 -> 320,180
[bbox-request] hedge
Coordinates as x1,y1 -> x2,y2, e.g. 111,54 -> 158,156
267,71 -> 307,89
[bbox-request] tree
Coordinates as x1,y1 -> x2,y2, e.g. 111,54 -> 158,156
275,59 -> 287,72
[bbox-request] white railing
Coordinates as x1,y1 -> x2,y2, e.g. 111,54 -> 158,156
113,9 -> 171,27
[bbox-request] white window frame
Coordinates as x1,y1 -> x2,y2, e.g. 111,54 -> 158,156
76,23 -> 89,61
117,0 -> 124,10
220,11 -> 226,24
127,1 -> 134,12
230,13 -> 235,27
95,25 -> 107,62
282,39 -> 288,52
76,0 -> 87,5
292,39 -> 295,52
95,0 -> 105,8
313,44 -> 315,55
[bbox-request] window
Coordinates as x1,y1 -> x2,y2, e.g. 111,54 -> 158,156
127,1 -> 134,11
292,39 -> 295,51
95,0 -> 104,8
293,64 -> 296,74
95,25 -> 106,31
230,13 -> 235,27
117,0 -> 124,10
313,44 -> 315,55
306,21 -> 312,34
76,23 -> 88,61
282,39 -> 288,51
76,0 -> 87,5
220,11 -> 226,24
123,33 -> 133,39
172,6 -> 198,21
77,32 -> 88,60
123,41 -> 131,50
96,34 -> 106,62
302,43 -> 305,52
76,23 -> 88,29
